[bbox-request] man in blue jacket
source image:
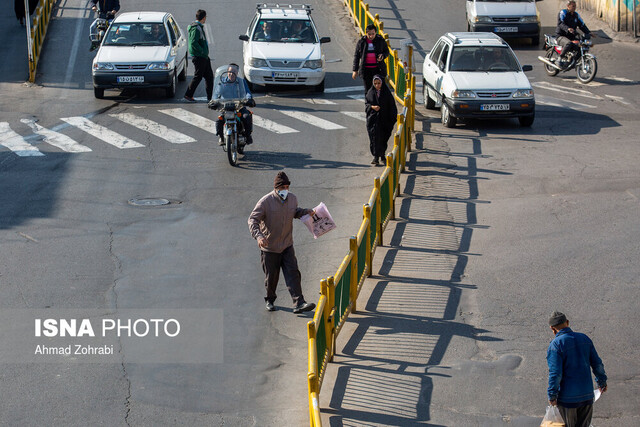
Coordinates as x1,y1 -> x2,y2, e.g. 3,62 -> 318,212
555,0 -> 591,67
547,311 -> 607,427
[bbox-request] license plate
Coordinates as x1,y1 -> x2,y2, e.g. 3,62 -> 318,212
494,27 -> 518,33
480,104 -> 510,111
117,76 -> 144,83
272,72 -> 298,78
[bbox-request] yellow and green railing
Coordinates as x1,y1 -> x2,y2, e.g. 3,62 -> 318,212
26,0 -> 56,82
307,3 -> 415,422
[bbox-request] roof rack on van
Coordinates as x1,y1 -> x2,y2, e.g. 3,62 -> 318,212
256,4 -> 313,14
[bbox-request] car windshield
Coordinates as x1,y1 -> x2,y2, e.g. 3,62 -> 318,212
251,19 -> 316,43
476,0 -> 533,2
449,46 -> 520,72
213,65 -> 248,101
103,23 -> 170,46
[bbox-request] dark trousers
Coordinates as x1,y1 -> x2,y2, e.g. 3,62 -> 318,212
558,403 -> 593,427
185,56 -> 213,101
216,107 -> 253,136
260,246 -> 304,306
557,36 -> 576,58
362,67 -> 379,95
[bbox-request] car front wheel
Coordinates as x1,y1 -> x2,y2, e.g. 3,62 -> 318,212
94,87 -> 104,99
519,113 -> 535,127
166,71 -> 177,98
441,101 -> 457,128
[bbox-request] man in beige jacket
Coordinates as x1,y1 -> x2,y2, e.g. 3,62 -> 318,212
248,171 -> 316,313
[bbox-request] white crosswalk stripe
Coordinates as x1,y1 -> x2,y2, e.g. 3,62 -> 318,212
0,122 -> 44,156
60,117 -> 144,149
278,110 -> 346,130
532,81 -> 602,100
604,94 -> 631,106
347,94 -> 365,102
325,86 -> 363,93
341,111 -> 366,122
536,94 -> 596,110
21,119 -> 91,153
253,115 -> 299,134
159,108 -> 217,134
301,98 -> 337,105
110,112 -> 195,144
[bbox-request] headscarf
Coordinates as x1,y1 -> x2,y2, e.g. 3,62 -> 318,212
373,75 -> 383,98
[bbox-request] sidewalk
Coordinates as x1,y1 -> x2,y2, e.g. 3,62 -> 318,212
319,117 -> 508,426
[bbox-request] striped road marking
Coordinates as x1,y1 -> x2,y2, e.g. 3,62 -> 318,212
301,98 -> 337,105
536,94 -> 596,110
278,110 -> 346,130
324,86 -> 363,93
0,122 -> 44,156
347,94 -> 365,102
341,111 -> 366,122
110,113 -> 195,144
159,108 -> 217,134
532,81 -> 602,100
21,119 -> 91,153
253,115 -> 299,134
60,117 -> 144,149
604,94 -> 631,105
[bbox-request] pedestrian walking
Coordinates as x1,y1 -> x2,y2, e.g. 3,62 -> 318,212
365,75 -> 397,166
352,24 -> 389,96
184,9 -> 213,102
248,172 -> 317,314
547,311 -> 608,427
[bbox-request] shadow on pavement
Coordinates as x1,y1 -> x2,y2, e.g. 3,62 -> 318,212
325,118 -> 503,425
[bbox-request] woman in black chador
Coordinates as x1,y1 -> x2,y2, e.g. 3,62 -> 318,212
365,75 -> 397,165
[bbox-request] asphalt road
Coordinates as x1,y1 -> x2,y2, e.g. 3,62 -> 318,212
1,0 -> 639,426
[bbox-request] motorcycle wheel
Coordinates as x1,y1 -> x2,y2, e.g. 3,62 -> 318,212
576,56 -> 597,84
544,49 -> 560,76
226,133 -> 238,167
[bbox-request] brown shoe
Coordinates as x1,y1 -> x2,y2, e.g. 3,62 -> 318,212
184,95 -> 195,102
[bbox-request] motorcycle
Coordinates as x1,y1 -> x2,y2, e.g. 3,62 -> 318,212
89,6 -> 115,52
538,33 -> 597,83
208,65 -> 254,167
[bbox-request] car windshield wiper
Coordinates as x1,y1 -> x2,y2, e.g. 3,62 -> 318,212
131,41 -> 164,46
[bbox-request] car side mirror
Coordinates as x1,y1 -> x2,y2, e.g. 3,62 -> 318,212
522,65 -> 533,72
239,35 -> 249,41
320,37 -> 331,44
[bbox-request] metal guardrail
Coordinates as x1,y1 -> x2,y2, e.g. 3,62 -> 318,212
26,0 -> 56,82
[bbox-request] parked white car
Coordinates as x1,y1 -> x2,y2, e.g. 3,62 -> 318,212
92,12 -> 188,99
422,32 -> 535,128
466,0 -> 541,45
239,4 -> 331,92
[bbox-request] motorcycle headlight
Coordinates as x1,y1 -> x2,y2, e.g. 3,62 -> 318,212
474,16 -> 492,24
249,57 -> 268,68
451,90 -> 476,99
148,62 -> 170,70
304,59 -> 323,69
520,16 -> 539,23
93,62 -> 114,71
512,89 -> 534,98
582,39 -> 592,46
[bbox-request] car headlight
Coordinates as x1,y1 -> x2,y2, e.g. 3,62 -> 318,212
93,62 -> 114,71
249,57 -> 268,68
520,16 -> 539,23
304,59 -> 323,69
148,62 -> 171,70
451,90 -> 476,99
512,89 -> 534,98
474,16 -> 492,23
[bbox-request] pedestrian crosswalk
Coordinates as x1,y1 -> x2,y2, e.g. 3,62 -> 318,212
0,101 -> 365,157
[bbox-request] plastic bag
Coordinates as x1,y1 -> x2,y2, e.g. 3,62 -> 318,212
540,405 -> 565,427
300,202 -> 336,239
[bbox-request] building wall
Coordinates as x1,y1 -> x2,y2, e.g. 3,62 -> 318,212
579,0 -> 637,32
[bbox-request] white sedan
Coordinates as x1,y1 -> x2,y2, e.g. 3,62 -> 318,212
92,11 -> 188,99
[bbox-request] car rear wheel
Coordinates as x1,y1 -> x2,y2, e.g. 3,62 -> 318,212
441,101 -> 457,128
94,88 -> 104,99
166,70 -> 177,98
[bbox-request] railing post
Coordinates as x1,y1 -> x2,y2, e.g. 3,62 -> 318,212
386,154 -> 395,220
364,204 -> 372,277
410,75 -> 416,136
364,4 -> 369,29
327,276 -> 336,359
396,115 -> 405,172
374,177 -> 382,246
307,321 -> 318,427
321,279 -> 333,362
349,237 -> 358,313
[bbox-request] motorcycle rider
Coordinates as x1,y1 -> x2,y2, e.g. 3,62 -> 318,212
555,0 -> 591,68
209,64 -> 255,146
89,0 -> 120,51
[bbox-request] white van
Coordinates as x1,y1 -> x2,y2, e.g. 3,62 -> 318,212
466,0 -> 541,45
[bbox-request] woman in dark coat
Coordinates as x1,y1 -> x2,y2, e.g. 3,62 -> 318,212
365,75 -> 397,165
352,24 -> 390,96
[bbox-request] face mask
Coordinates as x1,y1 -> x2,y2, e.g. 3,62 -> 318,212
278,189 -> 289,200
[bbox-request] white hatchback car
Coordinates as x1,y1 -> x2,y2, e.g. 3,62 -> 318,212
92,11 -> 188,99
423,32 -> 535,127
239,4 -> 331,92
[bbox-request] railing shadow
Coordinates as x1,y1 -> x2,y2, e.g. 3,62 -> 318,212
326,116 -> 503,425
